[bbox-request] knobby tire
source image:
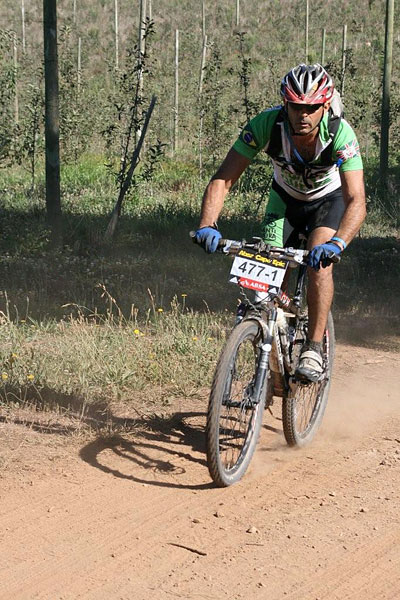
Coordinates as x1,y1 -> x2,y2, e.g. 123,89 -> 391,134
206,319 -> 266,487
282,311 -> 335,447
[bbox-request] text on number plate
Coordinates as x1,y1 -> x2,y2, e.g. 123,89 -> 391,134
229,249 -> 288,293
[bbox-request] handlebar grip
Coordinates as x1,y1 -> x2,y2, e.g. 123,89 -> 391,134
327,251 -> 341,264
189,231 -> 229,249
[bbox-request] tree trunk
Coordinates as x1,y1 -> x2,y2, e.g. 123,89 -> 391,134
136,0 -> 147,144
105,95 -> 157,240
174,29 -> 179,153
77,36 -> 82,94
321,28 -> 326,65
138,0 -> 147,96
13,33 -> 19,124
380,0 -> 394,187
21,0 -> 26,53
198,34 -> 207,177
305,0 -> 309,63
114,0 -> 119,70
43,0 -> 62,240
340,24 -> 347,97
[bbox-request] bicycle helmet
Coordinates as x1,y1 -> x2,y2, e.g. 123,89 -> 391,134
281,63 -> 334,104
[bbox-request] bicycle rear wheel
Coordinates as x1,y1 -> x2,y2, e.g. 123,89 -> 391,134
206,319 -> 266,487
282,312 -> 335,447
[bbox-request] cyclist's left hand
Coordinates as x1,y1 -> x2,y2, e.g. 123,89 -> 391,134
308,242 -> 341,271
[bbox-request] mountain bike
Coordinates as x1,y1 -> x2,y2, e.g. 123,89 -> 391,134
196,236 -> 337,487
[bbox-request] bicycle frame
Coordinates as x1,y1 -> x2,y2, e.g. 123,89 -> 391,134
236,258 -> 309,406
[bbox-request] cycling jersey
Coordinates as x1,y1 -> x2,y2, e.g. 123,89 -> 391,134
233,107 -> 363,202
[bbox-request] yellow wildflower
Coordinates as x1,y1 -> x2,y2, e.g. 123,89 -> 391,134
181,293 -> 187,298
157,308 -> 164,313
192,336 -> 198,341
1,372 -> 8,381
27,374 -> 34,381
133,329 -> 140,335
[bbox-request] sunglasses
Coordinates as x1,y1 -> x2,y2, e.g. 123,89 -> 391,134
288,103 -> 324,113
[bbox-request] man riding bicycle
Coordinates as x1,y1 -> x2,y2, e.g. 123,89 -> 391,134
195,63 -> 366,382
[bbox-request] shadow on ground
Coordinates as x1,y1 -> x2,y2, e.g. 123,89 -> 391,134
0,383 -> 212,489
79,412 -> 213,490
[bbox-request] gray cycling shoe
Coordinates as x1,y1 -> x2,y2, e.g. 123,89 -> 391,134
295,348 -> 324,383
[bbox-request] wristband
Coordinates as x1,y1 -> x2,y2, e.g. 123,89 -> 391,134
330,236 -> 347,250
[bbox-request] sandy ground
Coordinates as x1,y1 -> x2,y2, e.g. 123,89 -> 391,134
1,343 -> 399,600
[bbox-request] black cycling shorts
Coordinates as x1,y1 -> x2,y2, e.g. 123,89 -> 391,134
261,180 -> 345,247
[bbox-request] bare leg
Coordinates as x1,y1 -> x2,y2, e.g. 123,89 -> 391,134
307,226 -> 336,343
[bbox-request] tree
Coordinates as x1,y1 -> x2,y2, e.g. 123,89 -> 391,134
43,0 -> 62,240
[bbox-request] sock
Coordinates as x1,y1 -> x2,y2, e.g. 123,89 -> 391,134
304,339 -> 322,355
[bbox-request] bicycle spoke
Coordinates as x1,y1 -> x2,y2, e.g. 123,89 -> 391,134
293,382 -> 321,434
218,337 -> 258,472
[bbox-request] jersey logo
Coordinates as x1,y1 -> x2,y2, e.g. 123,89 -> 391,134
336,140 -> 360,161
241,128 -> 257,148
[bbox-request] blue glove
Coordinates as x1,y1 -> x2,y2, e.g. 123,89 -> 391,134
195,226 -> 222,254
308,242 -> 341,271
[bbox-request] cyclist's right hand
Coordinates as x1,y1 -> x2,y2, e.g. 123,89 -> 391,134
194,226 -> 222,253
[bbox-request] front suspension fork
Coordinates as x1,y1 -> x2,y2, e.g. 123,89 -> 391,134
251,309 -> 277,404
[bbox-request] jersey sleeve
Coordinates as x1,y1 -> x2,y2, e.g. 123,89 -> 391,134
333,119 -> 363,172
232,107 -> 281,160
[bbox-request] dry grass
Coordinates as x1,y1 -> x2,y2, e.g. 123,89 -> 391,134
0,290 -> 231,417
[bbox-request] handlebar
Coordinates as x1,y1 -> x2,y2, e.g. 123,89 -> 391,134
189,231 -> 340,266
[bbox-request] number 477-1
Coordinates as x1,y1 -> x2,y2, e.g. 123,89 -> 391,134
238,261 -> 278,281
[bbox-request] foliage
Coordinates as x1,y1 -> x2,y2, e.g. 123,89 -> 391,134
234,31 -> 259,125
232,32 -> 273,208
16,75 -> 43,191
0,29 -> 18,166
1,1 -> 399,177
102,18 -> 165,197
58,25 -> 90,161
200,41 -> 233,172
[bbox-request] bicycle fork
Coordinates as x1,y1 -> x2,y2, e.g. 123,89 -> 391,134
250,309 -> 278,405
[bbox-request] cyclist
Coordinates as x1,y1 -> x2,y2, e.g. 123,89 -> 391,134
195,63 -> 366,382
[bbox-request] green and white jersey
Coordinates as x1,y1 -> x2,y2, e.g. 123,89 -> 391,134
233,107 -> 363,201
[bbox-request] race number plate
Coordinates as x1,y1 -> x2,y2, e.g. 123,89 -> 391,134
229,249 -> 288,295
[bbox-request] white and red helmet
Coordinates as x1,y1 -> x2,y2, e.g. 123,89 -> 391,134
281,63 -> 334,104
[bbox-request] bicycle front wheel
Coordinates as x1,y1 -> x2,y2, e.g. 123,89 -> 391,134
282,312 -> 335,447
206,319 -> 266,487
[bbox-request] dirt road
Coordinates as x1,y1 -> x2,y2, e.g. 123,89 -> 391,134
1,343 -> 399,600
